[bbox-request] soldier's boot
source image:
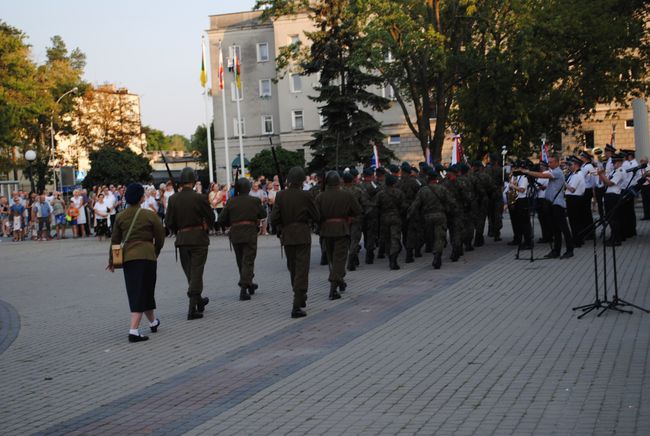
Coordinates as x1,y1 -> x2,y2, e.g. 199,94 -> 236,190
465,240 -> 474,252
197,296 -> 210,313
187,298 -> 204,320
354,253 -> 360,267
389,254 -> 401,270
291,308 -> 307,318
347,256 -> 356,271
377,245 -> 386,259
414,247 -> 423,258
494,231 -> 502,242
425,243 -> 433,253
320,251 -> 328,266
405,248 -> 414,264
365,249 -> 375,264
239,287 -> 251,301
329,283 -> 341,300
474,234 -> 485,247
339,280 -> 347,292
450,248 -> 460,262
432,253 -> 442,270
248,283 -> 259,295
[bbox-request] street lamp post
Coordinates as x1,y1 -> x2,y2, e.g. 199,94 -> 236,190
50,87 -> 78,192
25,150 -> 36,193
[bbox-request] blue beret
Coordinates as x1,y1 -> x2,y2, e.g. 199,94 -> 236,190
400,162 -> 412,173
388,164 -> 400,174
349,168 -> 359,177
447,164 -> 459,173
434,163 -> 445,172
342,171 -> 354,182
125,183 -> 144,205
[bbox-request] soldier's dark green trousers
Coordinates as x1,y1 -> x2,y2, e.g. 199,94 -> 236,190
284,244 -> 311,309
179,246 -> 208,303
233,241 -> 257,288
424,213 -> 447,254
324,236 -> 349,285
362,212 -> 379,251
381,216 -> 402,256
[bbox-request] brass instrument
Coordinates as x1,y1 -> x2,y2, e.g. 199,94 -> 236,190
593,147 -> 605,162
507,174 -> 518,207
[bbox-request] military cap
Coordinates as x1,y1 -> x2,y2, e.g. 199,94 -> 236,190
400,162 -> 412,173
388,164 -> 400,174
568,156 -> 582,166
622,149 -> 635,156
125,183 -> 144,205
349,167 -> 359,177
287,166 -> 306,185
446,164 -> 459,173
579,150 -> 593,160
611,153 -> 625,161
605,143 -> 616,153
385,174 -> 397,186
180,167 -> 197,184
434,163 -> 445,172
235,177 -> 251,195
326,170 -> 341,186
362,167 -> 375,177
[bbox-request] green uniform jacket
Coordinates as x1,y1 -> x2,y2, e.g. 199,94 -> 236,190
217,195 -> 267,244
359,180 -> 380,216
109,205 -> 165,264
316,187 -> 362,237
377,186 -> 406,221
341,183 -> 364,222
270,186 -> 320,245
164,188 -> 213,246
407,183 -> 454,220
400,176 -> 422,206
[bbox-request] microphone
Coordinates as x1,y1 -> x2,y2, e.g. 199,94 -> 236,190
625,162 -> 647,173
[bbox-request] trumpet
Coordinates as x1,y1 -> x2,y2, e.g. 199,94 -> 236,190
593,147 -> 606,162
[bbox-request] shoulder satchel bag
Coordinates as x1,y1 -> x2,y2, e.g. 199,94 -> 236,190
112,208 -> 142,268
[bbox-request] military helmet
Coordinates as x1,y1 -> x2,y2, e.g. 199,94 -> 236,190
325,170 -> 341,187
287,166 -> 306,185
235,177 -> 251,195
180,167 -> 197,184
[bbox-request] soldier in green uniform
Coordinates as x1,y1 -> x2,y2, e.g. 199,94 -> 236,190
341,169 -> 364,271
441,165 -> 469,261
458,163 -> 476,251
400,162 -> 424,263
359,167 -> 380,264
270,167 -> 320,318
164,168 -> 213,320
486,153 -> 504,241
377,174 -> 406,270
408,168 -> 455,269
217,178 -> 267,301
316,171 -> 362,300
309,172 -> 328,266
375,167 -> 387,259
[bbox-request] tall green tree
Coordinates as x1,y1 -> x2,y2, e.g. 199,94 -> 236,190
189,123 -> 214,167
249,146 -> 305,179
82,147 -> 152,189
256,0 -> 393,171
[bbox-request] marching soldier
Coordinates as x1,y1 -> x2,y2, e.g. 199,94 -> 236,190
469,161 -> 494,247
458,163 -> 476,251
165,167 -> 213,320
375,167 -> 388,259
270,167 -> 320,318
408,168 -> 455,269
377,174 -> 406,270
316,171 -> 362,300
400,162 -> 423,263
441,165 -> 470,261
309,172 -> 328,266
486,154 -> 504,241
217,178 -> 267,301
341,169 -> 364,270
359,167 -> 380,264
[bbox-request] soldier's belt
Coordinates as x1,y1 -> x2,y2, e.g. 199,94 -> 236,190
178,225 -> 206,233
231,220 -> 257,226
325,217 -> 350,224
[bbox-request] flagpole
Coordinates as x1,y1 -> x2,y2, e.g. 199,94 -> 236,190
234,54 -> 246,177
202,35 -> 215,184
219,42 -> 231,187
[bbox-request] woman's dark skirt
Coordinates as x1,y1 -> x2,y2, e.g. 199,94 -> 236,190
123,259 -> 157,313
96,218 -> 109,237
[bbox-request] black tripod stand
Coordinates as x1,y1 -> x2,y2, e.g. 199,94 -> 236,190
572,174 -> 649,318
515,180 -> 548,262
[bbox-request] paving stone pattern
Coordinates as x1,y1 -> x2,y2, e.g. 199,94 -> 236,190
0,218 -> 648,435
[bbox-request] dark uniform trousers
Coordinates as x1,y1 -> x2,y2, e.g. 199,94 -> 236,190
284,244 -> 311,309
488,196 -> 504,238
447,215 -> 462,254
179,246 -> 209,302
424,213 -> 447,255
621,191 -> 636,239
325,236 -> 349,285
595,186 -> 606,219
513,198 -> 532,245
642,184 -> 650,219
566,195 -> 583,245
550,205 -> 574,254
382,215 -> 402,256
604,193 -> 622,243
581,190 -> 595,239
536,199 -> 552,242
233,241 -> 257,288
362,211 -> 379,252
349,220 -> 362,258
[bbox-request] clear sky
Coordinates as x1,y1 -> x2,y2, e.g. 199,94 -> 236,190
2,0 -> 257,138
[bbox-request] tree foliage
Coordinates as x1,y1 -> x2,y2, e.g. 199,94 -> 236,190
83,147 -> 152,189
189,123 -> 213,167
249,146 -> 305,179
144,125 -> 189,151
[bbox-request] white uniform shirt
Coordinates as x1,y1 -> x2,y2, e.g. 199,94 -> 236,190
566,171 -> 585,196
515,175 -> 528,199
628,159 -> 642,187
606,168 -> 625,195
537,178 -> 548,199
580,162 -> 597,189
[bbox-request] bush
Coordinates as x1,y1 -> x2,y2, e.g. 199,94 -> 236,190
82,147 -> 152,189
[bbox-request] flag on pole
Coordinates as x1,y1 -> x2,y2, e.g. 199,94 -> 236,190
200,40 -> 207,88
233,53 -> 241,89
425,147 -> 432,165
218,49 -> 225,90
371,143 -> 381,168
541,139 -> 549,163
610,124 -> 616,148
451,134 -> 464,165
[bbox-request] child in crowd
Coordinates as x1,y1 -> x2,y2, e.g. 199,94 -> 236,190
10,196 -> 24,242
66,201 -> 80,238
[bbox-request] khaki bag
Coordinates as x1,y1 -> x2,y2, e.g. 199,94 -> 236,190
111,208 -> 141,268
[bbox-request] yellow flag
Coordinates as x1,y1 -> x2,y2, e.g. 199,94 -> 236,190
200,40 -> 207,88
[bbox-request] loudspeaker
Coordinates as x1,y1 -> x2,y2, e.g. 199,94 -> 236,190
61,166 -> 75,186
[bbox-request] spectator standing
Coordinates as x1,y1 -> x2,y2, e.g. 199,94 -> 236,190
267,181 -> 281,234
249,181 -> 269,235
72,190 -> 87,238
0,196 -> 10,238
93,193 -> 110,241
10,196 -> 24,242
36,194 -> 53,241
51,192 -> 67,239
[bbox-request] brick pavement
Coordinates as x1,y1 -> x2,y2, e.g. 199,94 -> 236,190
0,217 -> 648,435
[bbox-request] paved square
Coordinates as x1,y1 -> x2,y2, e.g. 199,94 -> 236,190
0,218 -> 648,435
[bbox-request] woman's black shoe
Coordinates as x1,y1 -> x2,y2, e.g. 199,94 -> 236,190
128,334 -> 149,343
150,319 -> 160,333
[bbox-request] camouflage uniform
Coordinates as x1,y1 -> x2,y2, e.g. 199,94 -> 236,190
377,175 -> 406,270
400,167 -> 424,263
359,174 -> 381,264
341,178 -> 364,270
441,171 -> 471,260
408,177 -> 455,268
485,161 -> 504,240
309,181 -> 328,265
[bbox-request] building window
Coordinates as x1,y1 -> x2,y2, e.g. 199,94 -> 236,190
262,115 -> 273,134
257,42 -> 269,62
625,119 -> 634,129
289,34 -> 300,53
584,130 -> 595,149
233,117 -> 246,136
231,82 -> 243,101
382,84 -> 396,100
259,79 -> 272,97
290,74 -> 302,93
291,110 -> 304,130
388,134 -> 400,145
